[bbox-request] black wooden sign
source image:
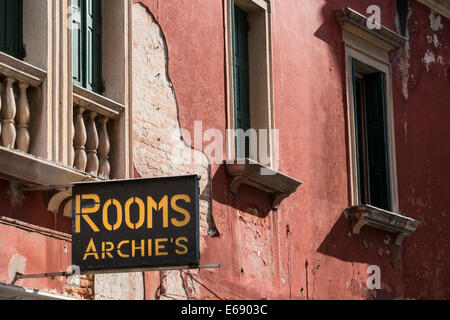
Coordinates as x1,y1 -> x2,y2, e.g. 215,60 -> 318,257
72,175 -> 200,272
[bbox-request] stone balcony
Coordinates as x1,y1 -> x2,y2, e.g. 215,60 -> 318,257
0,52 -> 125,216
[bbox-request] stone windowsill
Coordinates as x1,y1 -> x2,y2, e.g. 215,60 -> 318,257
345,204 -> 421,246
73,84 -> 125,120
224,158 -> 303,211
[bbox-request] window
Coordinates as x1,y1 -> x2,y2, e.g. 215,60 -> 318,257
72,0 -> 103,94
336,7 -> 421,243
0,0 -> 23,59
226,0 -> 275,167
352,59 -> 391,211
336,7 -> 404,213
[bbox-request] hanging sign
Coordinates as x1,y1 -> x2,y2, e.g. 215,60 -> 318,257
72,175 -> 200,272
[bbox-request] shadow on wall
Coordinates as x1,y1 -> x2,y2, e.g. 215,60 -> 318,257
0,180 -> 72,234
317,212 -> 402,265
211,165 -> 273,219
313,0 -> 402,279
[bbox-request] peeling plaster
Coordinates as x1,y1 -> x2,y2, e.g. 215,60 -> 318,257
423,50 -> 436,72
429,11 -> 444,32
8,254 -> 27,283
427,34 -> 440,48
396,4 -> 412,100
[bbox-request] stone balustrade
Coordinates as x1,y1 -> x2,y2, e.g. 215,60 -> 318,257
0,52 -> 45,154
0,52 -> 124,185
72,85 -> 124,179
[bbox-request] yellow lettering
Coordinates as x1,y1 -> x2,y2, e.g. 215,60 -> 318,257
132,240 -> 145,258
147,196 -> 169,228
75,195 -> 81,213
75,194 -> 100,233
171,195 -> 191,227
75,195 -> 81,233
83,238 -> 99,261
155,238 -> 168,256
117,240 -> 130,258
125,197 -> 146,230
81,194 -> 101,214
101,242 -> 114,259
103,199 -> 123,231
175,237 -> 189,255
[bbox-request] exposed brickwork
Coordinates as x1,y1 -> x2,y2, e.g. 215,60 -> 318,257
64,274 -> 95,300
94,3 -> 213,300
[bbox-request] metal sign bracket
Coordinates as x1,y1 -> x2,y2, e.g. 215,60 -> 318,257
11,264 -> 220,286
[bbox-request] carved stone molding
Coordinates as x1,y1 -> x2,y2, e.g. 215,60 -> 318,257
335,7 -> 408,51
345,204 -> 421,246
225,158 -> 303,211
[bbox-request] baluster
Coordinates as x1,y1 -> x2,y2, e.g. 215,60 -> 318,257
97,116 -> 111,178
85,111 -> 99,175
16,81 -> 30,153
73,107 -> 87,171
2,77 -> 17,149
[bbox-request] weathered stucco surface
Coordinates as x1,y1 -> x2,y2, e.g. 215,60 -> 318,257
131,0 -> 450,300
0,0 -> 448,300
123,3 -> 212,300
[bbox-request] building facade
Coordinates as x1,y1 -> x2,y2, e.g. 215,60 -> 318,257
0,0 -> 449,300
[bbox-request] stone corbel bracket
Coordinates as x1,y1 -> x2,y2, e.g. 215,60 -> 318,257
225,158 -> 303,211
47,189 -> 73,218
345,204 -> 421,246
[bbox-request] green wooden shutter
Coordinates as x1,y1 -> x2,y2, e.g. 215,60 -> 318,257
0,0 -> 23,60
86,0 -> 102,93
351,58 -> 364,203
233,4 -> 250,158
73,0 -> 102,94
364,72 -> 392,211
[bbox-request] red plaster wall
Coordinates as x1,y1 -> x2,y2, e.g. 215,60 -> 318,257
0,0 -> 447,300
393,1 -> 450,299
0,180 -> 71,234
134,0 -> 450,300
0,222 -> 72,293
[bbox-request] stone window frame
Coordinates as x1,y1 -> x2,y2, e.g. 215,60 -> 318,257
223,0 -> 303,212
68,0 -> 132,180
224,0 -> 276,168
336,8 -> 421,245
336,7 -> 405,213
